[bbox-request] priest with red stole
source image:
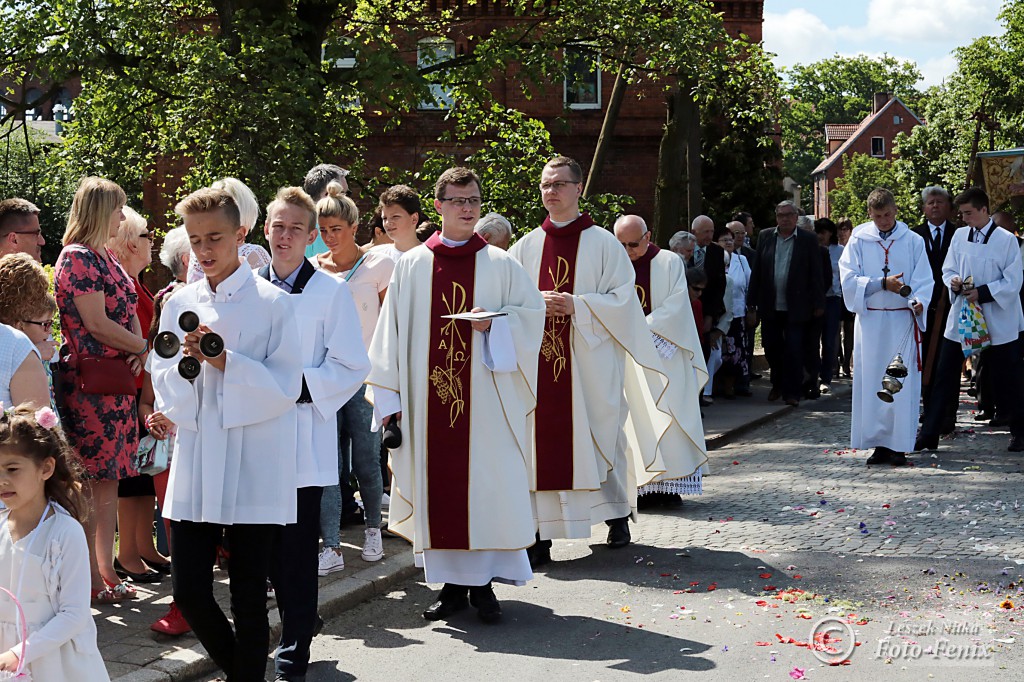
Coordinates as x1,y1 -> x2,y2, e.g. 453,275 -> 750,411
509,156 -> 681,564
613,215 -> 709,507
366,167 -> 544,624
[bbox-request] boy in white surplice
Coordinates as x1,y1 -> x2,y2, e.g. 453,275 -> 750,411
151,188 -> 302,681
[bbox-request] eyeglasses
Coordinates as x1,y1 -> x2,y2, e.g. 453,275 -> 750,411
438,197 -> 483,208
619,232 -> 649,249
539,180 -> 579,192
21,319 -> 51,329
10,229 -> 41,237
137,231 -> 152,241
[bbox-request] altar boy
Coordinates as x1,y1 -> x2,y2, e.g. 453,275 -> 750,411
151,188 -> 302,682
260,187 -> 370,680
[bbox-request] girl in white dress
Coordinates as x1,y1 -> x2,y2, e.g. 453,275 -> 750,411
0,404 -> 109,681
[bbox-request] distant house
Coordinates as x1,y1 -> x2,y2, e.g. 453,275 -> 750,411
812,93 -> 922,219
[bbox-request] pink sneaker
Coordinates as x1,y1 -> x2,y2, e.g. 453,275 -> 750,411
150,602 -> 191,636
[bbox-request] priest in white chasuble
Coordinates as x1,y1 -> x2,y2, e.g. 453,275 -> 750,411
839,189 -> 932,466
508,156 -> 682,563
366,167 -> 544,624
613,215 -> 709,508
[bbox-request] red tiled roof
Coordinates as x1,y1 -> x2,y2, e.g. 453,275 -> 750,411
824,123 -> 859,141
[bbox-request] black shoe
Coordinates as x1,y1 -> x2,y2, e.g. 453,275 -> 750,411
527,536 -> 552,567
275,674 -> 306,682
469,583 -> 502,624
768,388 -> 781,401
914,435 -> 938,451
1009,436 -> 1024,453
990,415 -> 1011,427
865,449 -> 892,465
890,452 -> 908,466
662,494 -> 684,509
144,560 -> 172,576
114,558 -> 163,583
975,412 -> 994,422
637,493 -> 659,510
735,389 -> 754,398
606,517 -> 631,548
423,584 -> 469,621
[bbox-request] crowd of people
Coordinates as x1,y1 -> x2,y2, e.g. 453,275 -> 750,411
0,155 -> 1022,681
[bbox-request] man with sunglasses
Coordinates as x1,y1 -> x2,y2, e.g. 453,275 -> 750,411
614,215 -> 708,510
510,157 -> 681,562
0,198 -> 45,262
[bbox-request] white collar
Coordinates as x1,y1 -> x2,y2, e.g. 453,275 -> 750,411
199,262 -> 252,303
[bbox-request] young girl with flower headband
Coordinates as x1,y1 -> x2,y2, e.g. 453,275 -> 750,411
0,404 -> 110,680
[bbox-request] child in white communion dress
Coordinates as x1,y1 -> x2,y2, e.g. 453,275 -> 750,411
0,404 -> 109,681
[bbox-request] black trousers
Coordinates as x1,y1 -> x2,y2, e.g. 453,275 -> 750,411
922,338 -> 1024,440
761,312 -> 806,401
920,310 -> 958,431
171,520 -> 279,682
269,486 -> 324,677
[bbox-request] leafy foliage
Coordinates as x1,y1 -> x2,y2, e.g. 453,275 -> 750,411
827,153 -> 918,225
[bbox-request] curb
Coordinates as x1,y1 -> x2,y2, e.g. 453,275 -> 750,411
111,553 -> 419,682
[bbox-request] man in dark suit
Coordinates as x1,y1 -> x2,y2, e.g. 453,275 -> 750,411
691,215 -> 728,347
747,201 -> 825,406
912,186 -> 958,432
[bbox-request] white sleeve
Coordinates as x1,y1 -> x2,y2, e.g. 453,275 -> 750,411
15,518 -> 93,667
480,316 -> 517,373
570,296 -> 611,349
370,387 -> 401,431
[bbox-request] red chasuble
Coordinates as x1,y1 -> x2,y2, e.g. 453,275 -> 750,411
631,244 -> 660,316
423,232 -> 487,549
535,213 -> 595,491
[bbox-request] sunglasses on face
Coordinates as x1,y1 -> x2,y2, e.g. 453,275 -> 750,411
22,319 -> 51,329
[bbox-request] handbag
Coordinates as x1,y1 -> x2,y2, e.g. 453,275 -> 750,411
0,587 -> 31,680
957,297 -> 991,357
135,435 -> 170,476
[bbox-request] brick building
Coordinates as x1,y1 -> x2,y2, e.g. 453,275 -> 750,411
811,92 -> 922,219
360,0 -> 764,224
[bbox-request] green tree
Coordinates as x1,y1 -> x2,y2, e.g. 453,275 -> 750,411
827,153 -> 917,224
780,54 -> 923,210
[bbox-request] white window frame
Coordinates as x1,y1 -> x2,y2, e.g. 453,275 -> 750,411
564,49 -> 601,110
870,136 -> 885,158
322,41 -> 361,110
417,37 -> 455,111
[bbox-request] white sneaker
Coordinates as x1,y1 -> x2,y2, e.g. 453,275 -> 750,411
317,547 -> 345,576
381,493 -> 391,508
361,528 -> 384,562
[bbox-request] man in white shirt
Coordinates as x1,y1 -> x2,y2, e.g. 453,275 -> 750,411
912,186 -> 958,432
916,188 -> 1024,453
260,187 -> 369,681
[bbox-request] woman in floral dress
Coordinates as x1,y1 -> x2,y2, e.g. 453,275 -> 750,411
54,177 -> 149,604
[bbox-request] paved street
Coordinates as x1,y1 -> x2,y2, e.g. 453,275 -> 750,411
192,386 -> 1024,681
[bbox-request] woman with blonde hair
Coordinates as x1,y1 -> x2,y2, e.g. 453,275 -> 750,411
185,177 -> 271,282
314,181 -> 394,570
54,176 -> 148,604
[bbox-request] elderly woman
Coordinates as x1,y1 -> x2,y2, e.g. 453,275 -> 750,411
107,207 -> 170,584
159,225 -> 191,284
314,181 -> 395,571
474,212 -> 513,250
185,177 -> 271,283
54,177 -> 147,604
669,230 -> 697,264
714,225 -> 750,399
0,253 -> 58,408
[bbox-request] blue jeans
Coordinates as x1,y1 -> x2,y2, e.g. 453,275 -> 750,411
320,386 -> 382,546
